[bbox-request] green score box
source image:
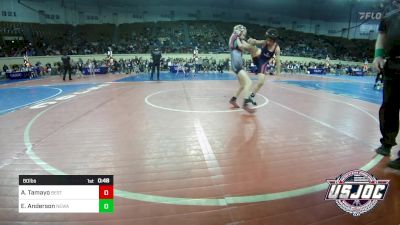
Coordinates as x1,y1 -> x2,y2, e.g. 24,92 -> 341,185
99,199 -> 114,213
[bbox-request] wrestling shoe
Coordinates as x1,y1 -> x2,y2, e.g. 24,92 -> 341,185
243,99 -> 256,114
229,97 -> 240,108
250,93 -> 257,106
375,145 -> 391,156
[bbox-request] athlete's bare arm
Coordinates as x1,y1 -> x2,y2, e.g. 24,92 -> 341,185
238,39 -> 259,55
247,38 -> 267,46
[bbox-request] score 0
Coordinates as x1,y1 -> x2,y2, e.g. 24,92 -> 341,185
99,183 -> 114,213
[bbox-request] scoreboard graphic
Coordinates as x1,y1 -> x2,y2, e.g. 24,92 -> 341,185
19,175 -> 114,213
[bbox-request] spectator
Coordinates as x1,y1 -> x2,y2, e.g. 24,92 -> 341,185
150,48 -> 162,80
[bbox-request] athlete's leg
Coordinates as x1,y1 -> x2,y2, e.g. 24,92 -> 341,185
234,83 -> 244,98
230,71 -> 244,108
229,49 -> 256,113
237,70 -> 252,99
230,51 -> 244,108
252,72 -> 266,95
230,69 -> 253,109
238,69 -> 255,113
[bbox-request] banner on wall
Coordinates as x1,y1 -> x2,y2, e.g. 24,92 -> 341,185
82,67 -> 109,75
308,68 -> 326,75
6,71 -> 31,79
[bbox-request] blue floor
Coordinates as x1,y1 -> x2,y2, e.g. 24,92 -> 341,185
310,74 -> 376,84
0,83 -> 97,115
117,72 -> 377,84
279,80 -> 382,104
115,72 -> 248,82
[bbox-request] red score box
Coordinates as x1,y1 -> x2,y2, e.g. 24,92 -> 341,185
99,185 -> 114,199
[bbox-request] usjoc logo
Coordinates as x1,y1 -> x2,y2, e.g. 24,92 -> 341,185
325,170 -> 389,216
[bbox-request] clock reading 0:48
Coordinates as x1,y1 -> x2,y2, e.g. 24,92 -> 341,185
98,178 -> 111,184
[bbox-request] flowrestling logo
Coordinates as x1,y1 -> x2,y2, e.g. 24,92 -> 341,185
325,170 -> 389,216
359,12 -> 383,20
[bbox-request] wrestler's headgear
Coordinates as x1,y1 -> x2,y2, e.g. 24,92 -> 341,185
233,24 -> 247,35
265,28 -> 279,41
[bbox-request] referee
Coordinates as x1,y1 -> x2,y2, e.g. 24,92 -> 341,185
150,47 -> 162,80
374,0 -> 400,170
61,52 -> 73,81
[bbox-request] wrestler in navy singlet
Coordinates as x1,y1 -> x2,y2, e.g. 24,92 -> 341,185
253,44 -> 277,74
